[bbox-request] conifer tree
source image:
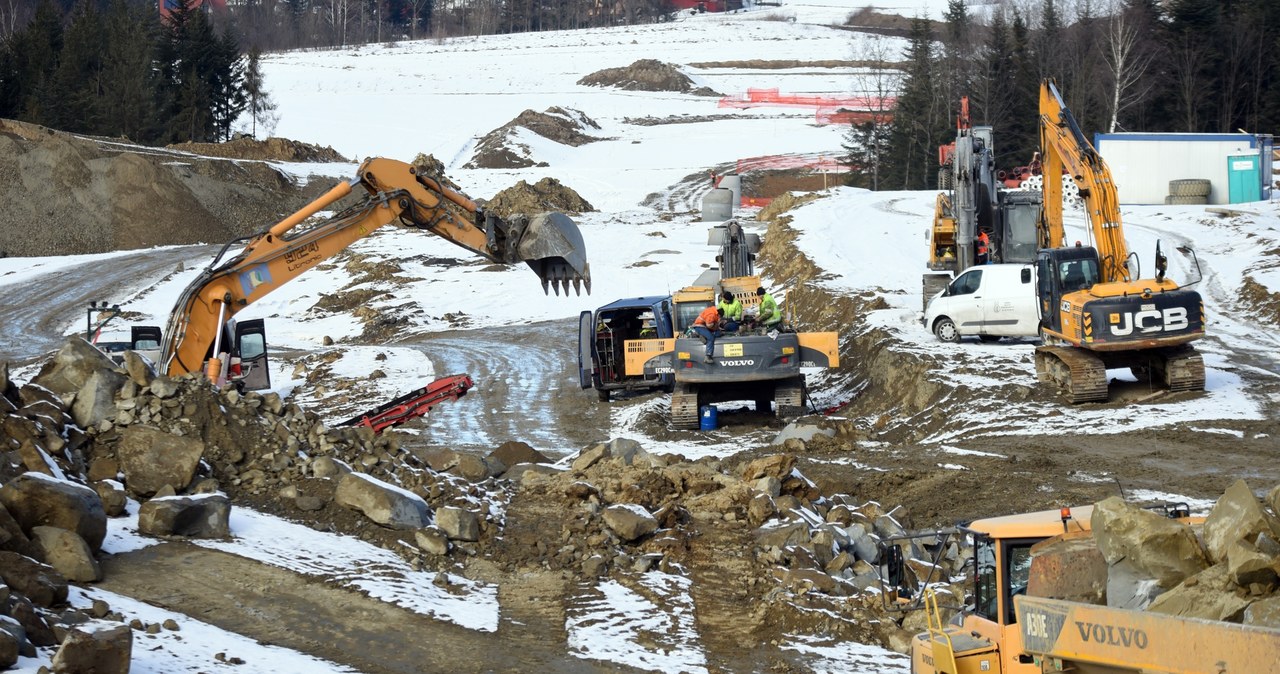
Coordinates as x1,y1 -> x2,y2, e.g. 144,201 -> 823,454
242,45 -> 277,138
881,17 -> 949,190
100,0 -> 162,143
51,1 -> 107,134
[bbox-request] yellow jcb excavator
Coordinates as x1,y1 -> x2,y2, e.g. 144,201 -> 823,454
157,156 -> 591,384
1033,80 -> 1205,403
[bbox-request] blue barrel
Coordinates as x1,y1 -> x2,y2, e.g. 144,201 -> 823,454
699,405 -> 718,430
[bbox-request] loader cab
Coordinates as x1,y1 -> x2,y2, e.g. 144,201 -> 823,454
205,318 -> 271,392
578,296 -> 674,402
1036,246 -> 1101,333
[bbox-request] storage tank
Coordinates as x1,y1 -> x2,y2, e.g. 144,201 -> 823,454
717,173 -> 742,208
701,188 -> 733,222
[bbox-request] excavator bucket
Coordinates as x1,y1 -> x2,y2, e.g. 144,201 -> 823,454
518,212 -> 592,296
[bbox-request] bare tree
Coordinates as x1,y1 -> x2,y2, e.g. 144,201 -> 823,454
1168,32 -> 1207,131
1100,2 -> 1154,132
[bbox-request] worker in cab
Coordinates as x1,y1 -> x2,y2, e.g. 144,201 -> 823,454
718,290 -> 743,332
756,286 -> 782,329
976,230 -> 991,265
692,305 -> 723,364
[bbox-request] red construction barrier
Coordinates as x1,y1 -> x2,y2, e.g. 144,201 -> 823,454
719,88 -> 896,126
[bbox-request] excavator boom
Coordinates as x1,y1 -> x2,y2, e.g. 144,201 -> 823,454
159,157 -> 591,381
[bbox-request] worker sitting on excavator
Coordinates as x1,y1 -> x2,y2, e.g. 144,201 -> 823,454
718,290 -> 743,332
692,306 -> 723,364
756,286 -> 782,329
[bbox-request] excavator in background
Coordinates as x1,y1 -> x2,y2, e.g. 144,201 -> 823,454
925,96 -> 1042,310
1032,80 -> 1205,403
892,504 -> 1280,673
615,220 -> 838,429
156,156 -> 591,387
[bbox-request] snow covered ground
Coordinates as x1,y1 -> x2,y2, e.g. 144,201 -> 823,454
4,0 -> 1279,670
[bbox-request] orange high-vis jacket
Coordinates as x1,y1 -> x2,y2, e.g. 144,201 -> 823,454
693,305 -> 721,328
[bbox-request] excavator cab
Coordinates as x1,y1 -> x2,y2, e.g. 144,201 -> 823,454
1035,246 -> 1100,334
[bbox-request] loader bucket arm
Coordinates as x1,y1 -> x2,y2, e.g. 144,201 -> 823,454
159,157 -> 590,380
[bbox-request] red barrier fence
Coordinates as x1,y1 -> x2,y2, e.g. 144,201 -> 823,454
718,88 -> 896,126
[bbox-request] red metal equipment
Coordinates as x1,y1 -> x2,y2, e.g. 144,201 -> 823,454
339,374 -> 474,433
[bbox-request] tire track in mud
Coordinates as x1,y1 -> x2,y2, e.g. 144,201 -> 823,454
0,244 -> 217,366
399,319 -> 612,455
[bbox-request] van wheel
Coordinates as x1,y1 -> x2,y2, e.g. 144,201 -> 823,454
933,317 -> 960,343
597,388 -> 611,402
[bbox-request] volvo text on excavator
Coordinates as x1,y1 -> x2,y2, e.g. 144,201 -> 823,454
1032,80 -> 1205,403
157,157 -> 591,385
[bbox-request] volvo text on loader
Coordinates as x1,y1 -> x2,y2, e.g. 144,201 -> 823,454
155,156 -> 591,388
617,220 -> 838,429
1032,80 -> 1205,403
886,504 -> 1280,674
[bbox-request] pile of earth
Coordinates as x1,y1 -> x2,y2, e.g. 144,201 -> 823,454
466,107 -> 605,170
484,177 -> 595,218
167,137 -> 349,163
577,59 -> 719,97
0,119 -> 333,257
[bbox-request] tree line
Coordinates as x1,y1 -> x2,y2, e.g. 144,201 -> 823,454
848,0 -> 1280,191
0,0 -> 273,144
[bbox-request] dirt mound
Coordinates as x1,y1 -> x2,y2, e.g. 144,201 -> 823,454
466,107 -> 604,170
577,59 -> 719,96
167,137 -> 349,162
484,177 -> 595,218
0,119 -> 333,257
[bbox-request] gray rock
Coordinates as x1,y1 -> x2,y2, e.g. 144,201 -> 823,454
1147,563 -> 1251,622
571,443 -> 609,472
602,504 -> 658,542
754,521 -> 809,549
121,350 -> 155,387
334,472 -> 430,530
0,472 -> 107,551
70,369 -> 127,429
0,551 -> 67,607
51,621 -> 132,674
30,526 -> 100,582
1244,596 -> 1280,629
117,425 -> 205,497
436,506 -> 480,542
29,336 -> 116,398
414,528 -> 449,556
1203,479 -> 1280,564
93,481 -> 127,518
1091,496 -> 1208,587
1225,539 -> 1278,587
1105,558 -> 1165,610
138,494 -> 231,539
0,621 -> 19,669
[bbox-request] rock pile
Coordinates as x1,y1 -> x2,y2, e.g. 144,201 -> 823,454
167,137 -> 348,163
484,177 -> 595,219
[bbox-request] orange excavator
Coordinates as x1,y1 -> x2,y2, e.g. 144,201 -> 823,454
1032,80 -> 1205,402
157,157 -> 591,385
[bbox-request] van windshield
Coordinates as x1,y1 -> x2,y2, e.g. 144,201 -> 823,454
950,270 -> 982,296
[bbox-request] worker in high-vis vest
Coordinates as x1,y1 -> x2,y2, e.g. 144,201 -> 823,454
756,287 -> 781,328
717,291 -> 743,332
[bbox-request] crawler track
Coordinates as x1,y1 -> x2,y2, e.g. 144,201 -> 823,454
671,383 -> 701,430
1035,346 -> 1109,403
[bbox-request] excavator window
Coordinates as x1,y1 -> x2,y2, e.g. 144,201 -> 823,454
1058,259 -> 1099,292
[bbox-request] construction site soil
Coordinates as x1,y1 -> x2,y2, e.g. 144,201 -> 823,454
3,121 -> 1280,673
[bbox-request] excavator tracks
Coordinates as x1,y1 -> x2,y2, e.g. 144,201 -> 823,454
1157,346 -> 1206,392
1035,346 -> 1109,404
773,377 -> 806,418
670,384 -> 700,430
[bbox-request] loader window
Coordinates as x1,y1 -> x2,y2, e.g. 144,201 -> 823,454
1006,543 -> 1034,625
974,535 -> 998,621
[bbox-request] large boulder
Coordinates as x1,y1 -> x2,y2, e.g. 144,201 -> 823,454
31,526 -> 101,582
69,369 -> 127,429
0,473 -> 106,551
1202,479 -> 1280,564
436,506 -> 480,542
1147,563 -> 1252,622
1027,531 -> 1107,604
0,551 -> 68,607
116,425 -> 206,497
1090,496 -> 1208,588
334,472 -> 430,530
602,504 -> 658,542
137,494 -> 231,539
29,336 -> 117,398
50,621 -> 132,674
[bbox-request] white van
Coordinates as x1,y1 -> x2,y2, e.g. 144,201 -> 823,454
923,263 -> 1039,342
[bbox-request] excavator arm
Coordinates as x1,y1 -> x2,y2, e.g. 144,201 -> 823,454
1038,80 -> 1130,283
159,156 -> 591,381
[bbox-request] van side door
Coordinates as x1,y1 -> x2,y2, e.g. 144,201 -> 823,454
947,269 -> 985,335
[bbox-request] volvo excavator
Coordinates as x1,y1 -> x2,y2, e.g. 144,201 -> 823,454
1032,80 -> 1205,403
157,156 -> 591,385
